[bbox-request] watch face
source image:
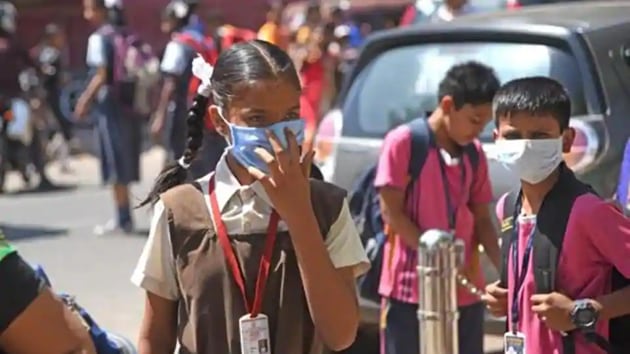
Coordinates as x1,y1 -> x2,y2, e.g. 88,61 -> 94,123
576,309 -> 594,325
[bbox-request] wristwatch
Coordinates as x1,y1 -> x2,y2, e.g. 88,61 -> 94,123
571,299 -> 599,332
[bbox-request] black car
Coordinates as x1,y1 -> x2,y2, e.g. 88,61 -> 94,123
318,1 -> 630,352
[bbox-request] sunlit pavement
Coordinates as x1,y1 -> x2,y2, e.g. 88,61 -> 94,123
0,147 -> 503,352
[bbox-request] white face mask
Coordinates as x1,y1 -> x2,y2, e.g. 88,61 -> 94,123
495,138 -> 564,184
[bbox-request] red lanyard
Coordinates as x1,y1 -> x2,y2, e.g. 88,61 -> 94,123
208,176 -> 280,317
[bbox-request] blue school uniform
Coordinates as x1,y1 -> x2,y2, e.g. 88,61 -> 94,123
86,26 -> 141,185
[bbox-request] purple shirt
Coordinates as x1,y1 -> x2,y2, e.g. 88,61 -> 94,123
497,193 -> 630,354
374,124 -> 492,305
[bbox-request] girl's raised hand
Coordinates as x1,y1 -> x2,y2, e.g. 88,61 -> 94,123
248,128 -> 315,222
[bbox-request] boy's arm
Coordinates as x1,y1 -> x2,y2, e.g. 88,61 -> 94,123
379,187 -> 423,248
470,204 -> 501,270
374,127 -> 422,248
582,199 -> 630,319
469,145 -> 501,270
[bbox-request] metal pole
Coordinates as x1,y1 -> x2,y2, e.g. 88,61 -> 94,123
417,229 -> 465,354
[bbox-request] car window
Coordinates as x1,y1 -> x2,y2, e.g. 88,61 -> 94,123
342,42 -> 587,140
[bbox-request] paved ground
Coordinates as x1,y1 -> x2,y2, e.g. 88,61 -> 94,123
0,147 -> 503,352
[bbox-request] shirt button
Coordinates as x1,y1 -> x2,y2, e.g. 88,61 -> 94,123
240,187 -> 254,200
242,219 -> 251,233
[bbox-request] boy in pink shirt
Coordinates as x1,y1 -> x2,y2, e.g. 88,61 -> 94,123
375,62 -> 501,354
483,77 -> 630,354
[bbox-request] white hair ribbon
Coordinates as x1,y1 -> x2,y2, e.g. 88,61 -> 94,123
191,54 -> 214,97
104,0 -> 123,9
178,156 -> 191,169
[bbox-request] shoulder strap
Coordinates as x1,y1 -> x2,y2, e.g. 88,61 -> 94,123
463,142 -> 480,173
160,182 -> 211,252
534,168 -> 592,295
498,190 -> 518,288
406,118 -> 432,182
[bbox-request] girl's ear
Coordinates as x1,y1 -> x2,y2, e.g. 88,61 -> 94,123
208,105 -> 229,138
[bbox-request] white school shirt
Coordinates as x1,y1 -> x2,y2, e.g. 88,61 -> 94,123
160,40 -> 188,75
131,155 -> 370,300
86,32 -> 106,68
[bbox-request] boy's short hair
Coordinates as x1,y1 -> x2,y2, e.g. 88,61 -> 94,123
493,76 -> 571,130
437,61 -> 500,110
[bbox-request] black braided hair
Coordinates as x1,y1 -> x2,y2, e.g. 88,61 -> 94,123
140,39 -> 300,208
137,94 -> 207,207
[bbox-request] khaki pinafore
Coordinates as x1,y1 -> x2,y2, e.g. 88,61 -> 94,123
160,179 -> 347,354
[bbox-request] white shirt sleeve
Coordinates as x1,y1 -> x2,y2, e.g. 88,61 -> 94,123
324,198 -> 370,277
86,33 -> 106,67
160,41 -> 188,75
131,200 -> 180,300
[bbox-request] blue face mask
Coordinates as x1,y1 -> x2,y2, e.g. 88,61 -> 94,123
227,118 -> 306,173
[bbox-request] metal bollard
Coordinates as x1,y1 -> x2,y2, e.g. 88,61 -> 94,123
417,229 -> 465,354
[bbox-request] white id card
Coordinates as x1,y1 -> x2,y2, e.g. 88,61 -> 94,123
504,332 -> 526,354
239,313 -> 271,354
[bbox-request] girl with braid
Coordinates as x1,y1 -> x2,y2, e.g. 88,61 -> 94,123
132,40 -> 368,354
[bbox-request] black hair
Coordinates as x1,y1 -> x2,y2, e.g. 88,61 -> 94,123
162,0 -> 192,29
331,7 -> 344,19
437,61 -> 500,110
306,1 -> 320,17
43,23 -> 61,41
493,76 -> 571,130
139,40 -> 301,207
93,0 -> 126,26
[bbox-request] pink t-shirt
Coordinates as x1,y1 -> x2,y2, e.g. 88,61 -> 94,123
498,193 -> 630,354
374,124 -> 493,306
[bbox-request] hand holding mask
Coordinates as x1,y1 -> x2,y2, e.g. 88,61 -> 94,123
243,120 -> 315,222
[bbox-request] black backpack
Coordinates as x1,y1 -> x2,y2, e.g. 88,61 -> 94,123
498,165 -> 630,354
349,118 -> 480,302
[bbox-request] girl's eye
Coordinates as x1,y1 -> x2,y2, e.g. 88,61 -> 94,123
246,115 -> 266,126
286,112 -> 300,120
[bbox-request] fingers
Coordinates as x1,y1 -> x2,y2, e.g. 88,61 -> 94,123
285,128 -> 300,161
265,128 -> 304,177
266,130 -> 290,170
301,150 -> 315,178
246,165 -> 274,188
254,147 -> 281,180
530,294 -> 547,305
485,281 -> 509,297
531,303 -> 548,314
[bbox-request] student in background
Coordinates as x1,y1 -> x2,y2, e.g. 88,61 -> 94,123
33,23 -> 75,172
257,0 -> 288,50
376,62 -> 501,354
74,0 -> 141,234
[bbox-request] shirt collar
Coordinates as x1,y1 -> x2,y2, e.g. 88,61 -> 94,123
210,154 -> 273,211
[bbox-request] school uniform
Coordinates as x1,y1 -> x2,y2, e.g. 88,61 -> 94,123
86,26 -> 141,185
131,155 -> 369,353
497,165 -> 630,354
374,124 -> 491,354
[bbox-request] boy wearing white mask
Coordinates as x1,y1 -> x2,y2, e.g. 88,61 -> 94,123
483,77 -> 630,354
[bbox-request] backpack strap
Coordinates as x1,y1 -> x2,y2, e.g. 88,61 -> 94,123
406,118 -> 432,181
532,166 -> 593,354
498,190 -> 519,289
463,142 -> 480,173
